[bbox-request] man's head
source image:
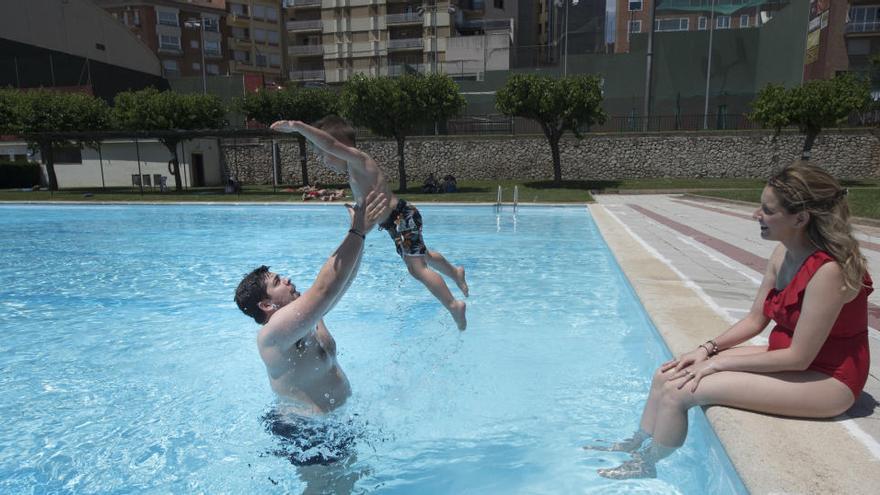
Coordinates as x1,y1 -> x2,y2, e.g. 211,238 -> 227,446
314,115 -> 356,147
234,265 -> 301,324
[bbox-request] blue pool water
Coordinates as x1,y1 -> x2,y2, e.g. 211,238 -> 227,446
0,204 -> 746,494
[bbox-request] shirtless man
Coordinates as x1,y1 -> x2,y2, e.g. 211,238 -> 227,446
234,190 -> 389,414
270,116 -> 468,330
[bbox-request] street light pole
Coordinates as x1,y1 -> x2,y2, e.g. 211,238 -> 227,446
703,0 -> 717,130
563,0 -> 569,76
185,17 -> 207,93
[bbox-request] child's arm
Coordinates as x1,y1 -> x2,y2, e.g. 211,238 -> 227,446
270,120 -> 367,170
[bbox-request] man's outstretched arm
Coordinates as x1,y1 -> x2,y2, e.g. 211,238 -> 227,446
259,191 -> 388,353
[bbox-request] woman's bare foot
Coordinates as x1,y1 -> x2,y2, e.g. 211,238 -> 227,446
454,266 -> 469,297
597,457 -> 656,479
448,300 -> 467,330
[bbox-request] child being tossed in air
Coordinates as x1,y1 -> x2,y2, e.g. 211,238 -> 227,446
271,116 -> 468,330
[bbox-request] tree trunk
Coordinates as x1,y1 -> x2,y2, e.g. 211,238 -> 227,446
801,129 -> 819,161
550,136 -> 562,184
163,140 -> 183,191
40,141 -> 58,191
298,135 -> 309,186
396,136 -> 407,192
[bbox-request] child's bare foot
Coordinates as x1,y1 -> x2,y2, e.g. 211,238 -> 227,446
454,266 -> 469,297
448,300 -> 467,330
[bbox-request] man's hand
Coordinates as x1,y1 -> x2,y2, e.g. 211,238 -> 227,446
269,120 -> 302,133
349,191 -> 390,233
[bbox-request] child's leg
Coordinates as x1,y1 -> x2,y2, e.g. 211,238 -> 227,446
404,255 -> 467,330
426,250 -> 468,297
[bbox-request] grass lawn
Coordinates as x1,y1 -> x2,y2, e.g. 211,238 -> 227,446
2,178 -> 878,219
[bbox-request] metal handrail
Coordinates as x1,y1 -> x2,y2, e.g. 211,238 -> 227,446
495,185 -> 502,213
513,185 -> 518,213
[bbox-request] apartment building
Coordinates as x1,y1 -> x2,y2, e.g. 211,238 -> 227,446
614,0 -> 785,54
96,1 -> 229,80
227,0 -> 286,87
845,0 -> 880,83
283,0 -> 513,84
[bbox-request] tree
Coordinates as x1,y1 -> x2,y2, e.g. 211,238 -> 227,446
496,74 -> 607,184
750,74 -> 871,160
340,73 -> 465,192
236,86 -> 337,186
113,88 -> 226,191
4,89 -> 111,190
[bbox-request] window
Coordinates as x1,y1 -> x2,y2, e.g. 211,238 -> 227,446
494,0 -> 504,9
628,20 -> 641,34
231,27 -> 250,40
205,40 -> 221,56
206,63 -> 220,75
233,49 -> 250,62
192,62 -> 201,70
254,28 -> 266,42
740,14 -> 750,28
267,30 -> 280,45
629,1 -> 642,12
133,10 -> 140,26
655,18 -> 689,32
159,34 -> 181,50
255,52 -> 268,67
253,5 -> 267,19
269,53 -> 282,67
203,17 -> 219,32
265,7 -> 278,22
716,15 -> 730,29
158,10 -> 178,26
162,59 -> 180,76
698,16 -> 707,30
230,3 -> 248,16
190,40 -> 200,49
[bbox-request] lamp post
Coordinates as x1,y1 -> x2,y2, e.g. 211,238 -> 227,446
184,17 -> 207,93
702,0 -> 717,130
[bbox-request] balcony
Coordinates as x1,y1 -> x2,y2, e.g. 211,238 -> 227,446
386,13 -> 423,25
288,44 -> 324,56
289,69 -> 326,81
287,20 -> 323,32
285,0 -> 321,8
388,63 -> 426,76
846,21 -> 880,34
387,38 -> 424,51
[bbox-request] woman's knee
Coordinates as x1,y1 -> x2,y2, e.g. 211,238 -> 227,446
658,380 -> 694,410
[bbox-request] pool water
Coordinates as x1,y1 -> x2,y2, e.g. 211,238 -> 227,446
0,204 -> 746,494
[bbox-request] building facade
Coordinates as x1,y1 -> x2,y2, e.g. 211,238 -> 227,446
96,1 -> 230,81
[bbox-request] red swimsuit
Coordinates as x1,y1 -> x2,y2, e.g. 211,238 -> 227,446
763,251 -> 873,398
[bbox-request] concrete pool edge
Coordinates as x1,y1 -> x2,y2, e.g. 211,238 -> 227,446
589,203 -> 880,494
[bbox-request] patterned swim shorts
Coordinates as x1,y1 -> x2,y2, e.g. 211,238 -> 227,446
378,199 -> 427,257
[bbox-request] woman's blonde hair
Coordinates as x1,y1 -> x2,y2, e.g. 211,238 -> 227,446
768,161 -> 867,290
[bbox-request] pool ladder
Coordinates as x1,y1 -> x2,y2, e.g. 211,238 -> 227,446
495,185 -> 519,213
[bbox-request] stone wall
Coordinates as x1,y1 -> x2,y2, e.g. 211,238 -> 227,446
221,129 -> 880,186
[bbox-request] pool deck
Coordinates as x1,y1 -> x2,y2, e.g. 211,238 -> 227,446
590,194 -> 880,495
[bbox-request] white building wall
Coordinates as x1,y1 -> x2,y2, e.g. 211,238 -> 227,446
1,139 -> 222,189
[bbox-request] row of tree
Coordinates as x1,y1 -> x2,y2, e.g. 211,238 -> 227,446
0,72 -> 872,191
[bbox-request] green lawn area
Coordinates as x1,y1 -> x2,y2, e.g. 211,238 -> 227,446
2,178 -> 878,219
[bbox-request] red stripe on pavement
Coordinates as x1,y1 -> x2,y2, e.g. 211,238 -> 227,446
674,198 -> 880,253
628,203 -> 880,331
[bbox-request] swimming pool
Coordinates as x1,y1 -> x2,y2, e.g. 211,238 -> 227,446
0,204 -> 746,494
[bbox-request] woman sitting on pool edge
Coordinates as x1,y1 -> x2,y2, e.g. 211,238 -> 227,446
589,161 -> 873,479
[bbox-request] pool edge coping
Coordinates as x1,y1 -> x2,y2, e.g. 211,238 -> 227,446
588,203 -> 880,495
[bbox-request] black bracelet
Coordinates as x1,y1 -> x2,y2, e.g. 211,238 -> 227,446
348,229 -> 365,240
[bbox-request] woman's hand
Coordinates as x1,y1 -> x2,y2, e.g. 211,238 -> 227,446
660,346 -> 711,375
668,357 -> 727,392
269,120 -> 302,133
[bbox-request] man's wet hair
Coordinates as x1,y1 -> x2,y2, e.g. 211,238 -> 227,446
235,265 -> 271,324
314,115 -> 356,146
